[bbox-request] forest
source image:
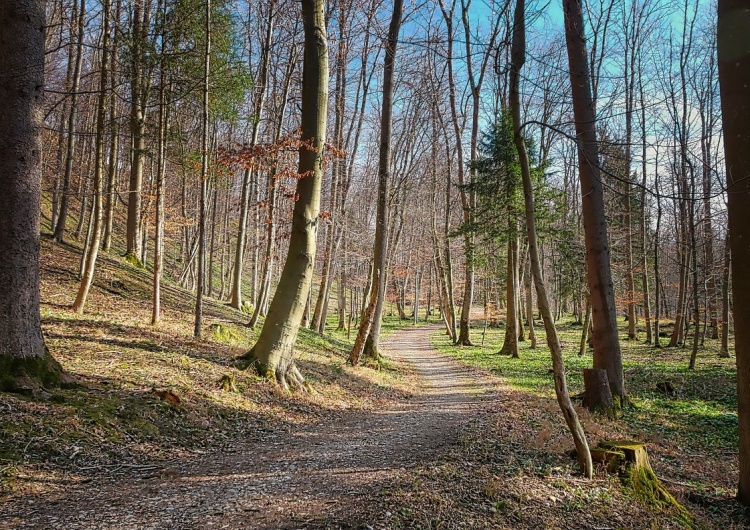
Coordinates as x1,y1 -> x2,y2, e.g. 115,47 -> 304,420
1,0 -> 749,528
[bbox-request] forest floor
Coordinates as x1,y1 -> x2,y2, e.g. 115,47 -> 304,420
1,239 -> 749,529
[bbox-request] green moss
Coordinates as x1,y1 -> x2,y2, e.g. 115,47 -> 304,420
0,350 -> 65,392
620,464 -> 695,527
211,323 -> 241,344
123,252 -> 144,268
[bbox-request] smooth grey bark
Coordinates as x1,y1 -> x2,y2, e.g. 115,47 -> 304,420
240,0 -> 328,389
0,0 -> 65,391
349,0 -> 403,366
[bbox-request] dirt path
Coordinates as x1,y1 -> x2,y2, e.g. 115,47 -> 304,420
2,326 -> 496,530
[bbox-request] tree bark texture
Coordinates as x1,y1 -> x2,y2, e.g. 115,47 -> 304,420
241,0 -> 328,389
717,0 -> 750,504
0,0 -> 65,391
563,0 -> 625,403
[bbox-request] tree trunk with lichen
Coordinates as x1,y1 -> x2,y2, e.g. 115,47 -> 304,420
0,0 -> 67,393
239,0 -> 328,390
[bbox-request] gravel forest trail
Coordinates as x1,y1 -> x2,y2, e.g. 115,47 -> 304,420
1,326 -> 498,530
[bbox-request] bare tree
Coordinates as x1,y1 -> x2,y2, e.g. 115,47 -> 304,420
239,0 -> 328,389
563,0 -> 625,406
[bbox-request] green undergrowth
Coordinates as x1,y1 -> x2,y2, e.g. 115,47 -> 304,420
433,317 -> 738,454
432,316 -> 740,525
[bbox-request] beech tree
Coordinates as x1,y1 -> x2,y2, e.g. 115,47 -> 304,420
239,0 -> 328,389
0,0 -> 66,392
350,0 -> 404,366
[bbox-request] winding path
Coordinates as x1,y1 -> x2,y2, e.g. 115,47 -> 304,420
2,326 -> 495,530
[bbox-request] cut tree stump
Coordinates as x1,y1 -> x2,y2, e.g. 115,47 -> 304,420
592,440 -> 694,525
583,368 -> 614,414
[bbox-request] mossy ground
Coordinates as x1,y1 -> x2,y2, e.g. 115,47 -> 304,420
424,317 -> 746,529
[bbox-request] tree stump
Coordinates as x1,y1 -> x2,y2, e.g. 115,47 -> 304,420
583,368 -> 614,414
592,441 -> 693,524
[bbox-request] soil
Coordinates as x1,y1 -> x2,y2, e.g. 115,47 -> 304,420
0,326 -> 498,530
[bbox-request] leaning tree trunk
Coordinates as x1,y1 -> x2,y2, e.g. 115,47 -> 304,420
349,0 -> 403,366
239,0 -> 328,390
0,0 -> 66,392
717,0 -> 750,504
511,0 -> 592,478
563,0 -> 625,406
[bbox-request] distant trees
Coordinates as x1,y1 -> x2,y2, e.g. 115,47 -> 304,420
0,0 -> 65,392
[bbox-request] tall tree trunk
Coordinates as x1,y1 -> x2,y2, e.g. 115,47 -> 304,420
500,235 -> 519,358
0,0 -> 66,391
53,0 -> 85,243
638,57 -> 652,344
151,23 -> 169,326
102,0 -> 121,252
126,0 -> 149,263
689,163 -> 700,369
230,0 -> 275,309
438,0 -> 472,346
72,0 -> 110,314
194,0 -> 211,338
511,0 -> 592,477
563,0 -> 625,404
717,0 -> 750,503
525,256 -> 536,348
720,232 -> 731,358
349,0 -> 403,366
312,8 -> 349,332
239,0 -> 328,390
